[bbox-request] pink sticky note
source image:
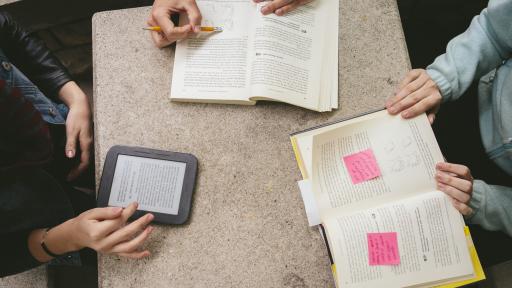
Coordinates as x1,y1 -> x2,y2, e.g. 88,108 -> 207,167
342,149 -> 381,184
367,232 -> 400,265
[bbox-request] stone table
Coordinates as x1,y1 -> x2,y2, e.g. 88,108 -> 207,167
92,2 -> 410,287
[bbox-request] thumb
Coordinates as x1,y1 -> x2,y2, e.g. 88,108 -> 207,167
65,131 -> 77,158
85,207 -> 123,220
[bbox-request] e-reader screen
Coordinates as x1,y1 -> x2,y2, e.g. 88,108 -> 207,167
108,154 -> 187,215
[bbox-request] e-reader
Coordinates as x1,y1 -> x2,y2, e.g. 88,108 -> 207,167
97,145 -> 198,225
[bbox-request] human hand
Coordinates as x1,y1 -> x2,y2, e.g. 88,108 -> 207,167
436,162 -> 474,216
69,203 -> 155,259
148,0 -> 202,48
58,81 -> 93,181
386,69 -> 442,124
255,0 -> 313,16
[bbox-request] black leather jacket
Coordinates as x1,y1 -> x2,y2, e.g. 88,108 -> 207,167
0,12 -> 71,100
0,12 -> 75,277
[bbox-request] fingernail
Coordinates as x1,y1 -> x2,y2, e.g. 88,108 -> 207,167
67,150 -> 75,158
275,9 -> 282,15
261,6 -> 269,14
193,25 -> 201,33
112,207 -> 122,213
402,111 -> 409,118
388,107 -> 395,114
147,214 -> 154,220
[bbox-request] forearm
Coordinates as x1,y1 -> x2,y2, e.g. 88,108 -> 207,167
468,180 -> 512,237
58,81 -> 90,109
427,0 -> 512,102
28,219 -> 81,263
0,12 -> 72,99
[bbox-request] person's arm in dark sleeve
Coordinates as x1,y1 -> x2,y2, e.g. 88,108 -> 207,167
0,12 -> 72,101
0,230 -> 42,277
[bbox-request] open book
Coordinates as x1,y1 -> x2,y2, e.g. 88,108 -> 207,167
290,110 -> 485,287
170,0 -> 338,112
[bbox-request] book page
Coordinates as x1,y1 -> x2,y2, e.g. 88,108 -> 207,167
170,0 -> 255,103
311,113 -> 444,218
108,155 -> 186,215
324,192 -> 473,288
248,1 -> 330,110
291,110 -> 386,179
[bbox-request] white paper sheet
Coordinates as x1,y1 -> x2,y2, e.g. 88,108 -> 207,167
298,179 -> 321,226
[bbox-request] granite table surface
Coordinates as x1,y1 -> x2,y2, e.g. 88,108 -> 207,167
92,2 -> 410,287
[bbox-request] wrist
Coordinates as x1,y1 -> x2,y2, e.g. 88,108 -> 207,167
45,219 -> 83,254
58,81 -> 90,109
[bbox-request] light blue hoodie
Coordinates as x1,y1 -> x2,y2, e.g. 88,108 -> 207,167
426,0 -> 512,236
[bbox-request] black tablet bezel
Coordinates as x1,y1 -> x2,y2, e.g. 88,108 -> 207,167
97,145 -> 198,225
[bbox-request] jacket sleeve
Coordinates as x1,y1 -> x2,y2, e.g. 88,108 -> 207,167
467,180 -> 512,237
0,230 -> 42,277
426,0 -> 512,102
0,12 -> 72,101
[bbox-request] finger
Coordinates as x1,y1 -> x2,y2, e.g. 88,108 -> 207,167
438,182 -> 471,204
103,213 -> 154,248
388,88 -> 429,116
94,202 -> 141,239
65,129 -> 78,158
117,250 -> 151,259
95,202 -> 137,235
427,112 -> 436,124
183,0 -> 202,30
166,25 -> 192,42
275,0 -> 302,16
67,146 -> 90,181
147,18 -> 172,48
152,9 -> 191,42
386,70 -> 422,108
436,162 -> 473,180
151,8 -> 174,37
436,171 -> 473,193
401,92 -> 441,119
388,73 -> 429,112
397,69 -> 423,91
449,197 -> 473,216
84,207 -> 123,221
111,226 -> 154,254
119,202 -> 139,222
67,133 -> 92,181
261,0 -> 294,15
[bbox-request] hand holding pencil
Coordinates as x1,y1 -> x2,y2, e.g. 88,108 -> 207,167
148,0 -> 203,48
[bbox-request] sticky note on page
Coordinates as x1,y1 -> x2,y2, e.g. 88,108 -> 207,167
342,149 -> 381,184
367,232 -> 400,265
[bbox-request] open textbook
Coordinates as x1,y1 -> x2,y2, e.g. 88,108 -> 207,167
290,110 -> 485,287
170,0 -> 338,112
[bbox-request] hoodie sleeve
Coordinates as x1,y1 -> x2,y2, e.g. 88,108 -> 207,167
467,179 -> 512,237
426,0 -> 512,102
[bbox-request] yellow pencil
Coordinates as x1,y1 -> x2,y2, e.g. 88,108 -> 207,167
143,26 -> 223,32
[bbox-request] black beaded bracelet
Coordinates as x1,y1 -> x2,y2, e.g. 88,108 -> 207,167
41,228 -> 62,258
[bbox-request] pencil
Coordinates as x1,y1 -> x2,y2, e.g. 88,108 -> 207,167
143,26 -> 223,32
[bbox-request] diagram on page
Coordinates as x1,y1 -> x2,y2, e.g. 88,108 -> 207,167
200,2 -> 235,31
